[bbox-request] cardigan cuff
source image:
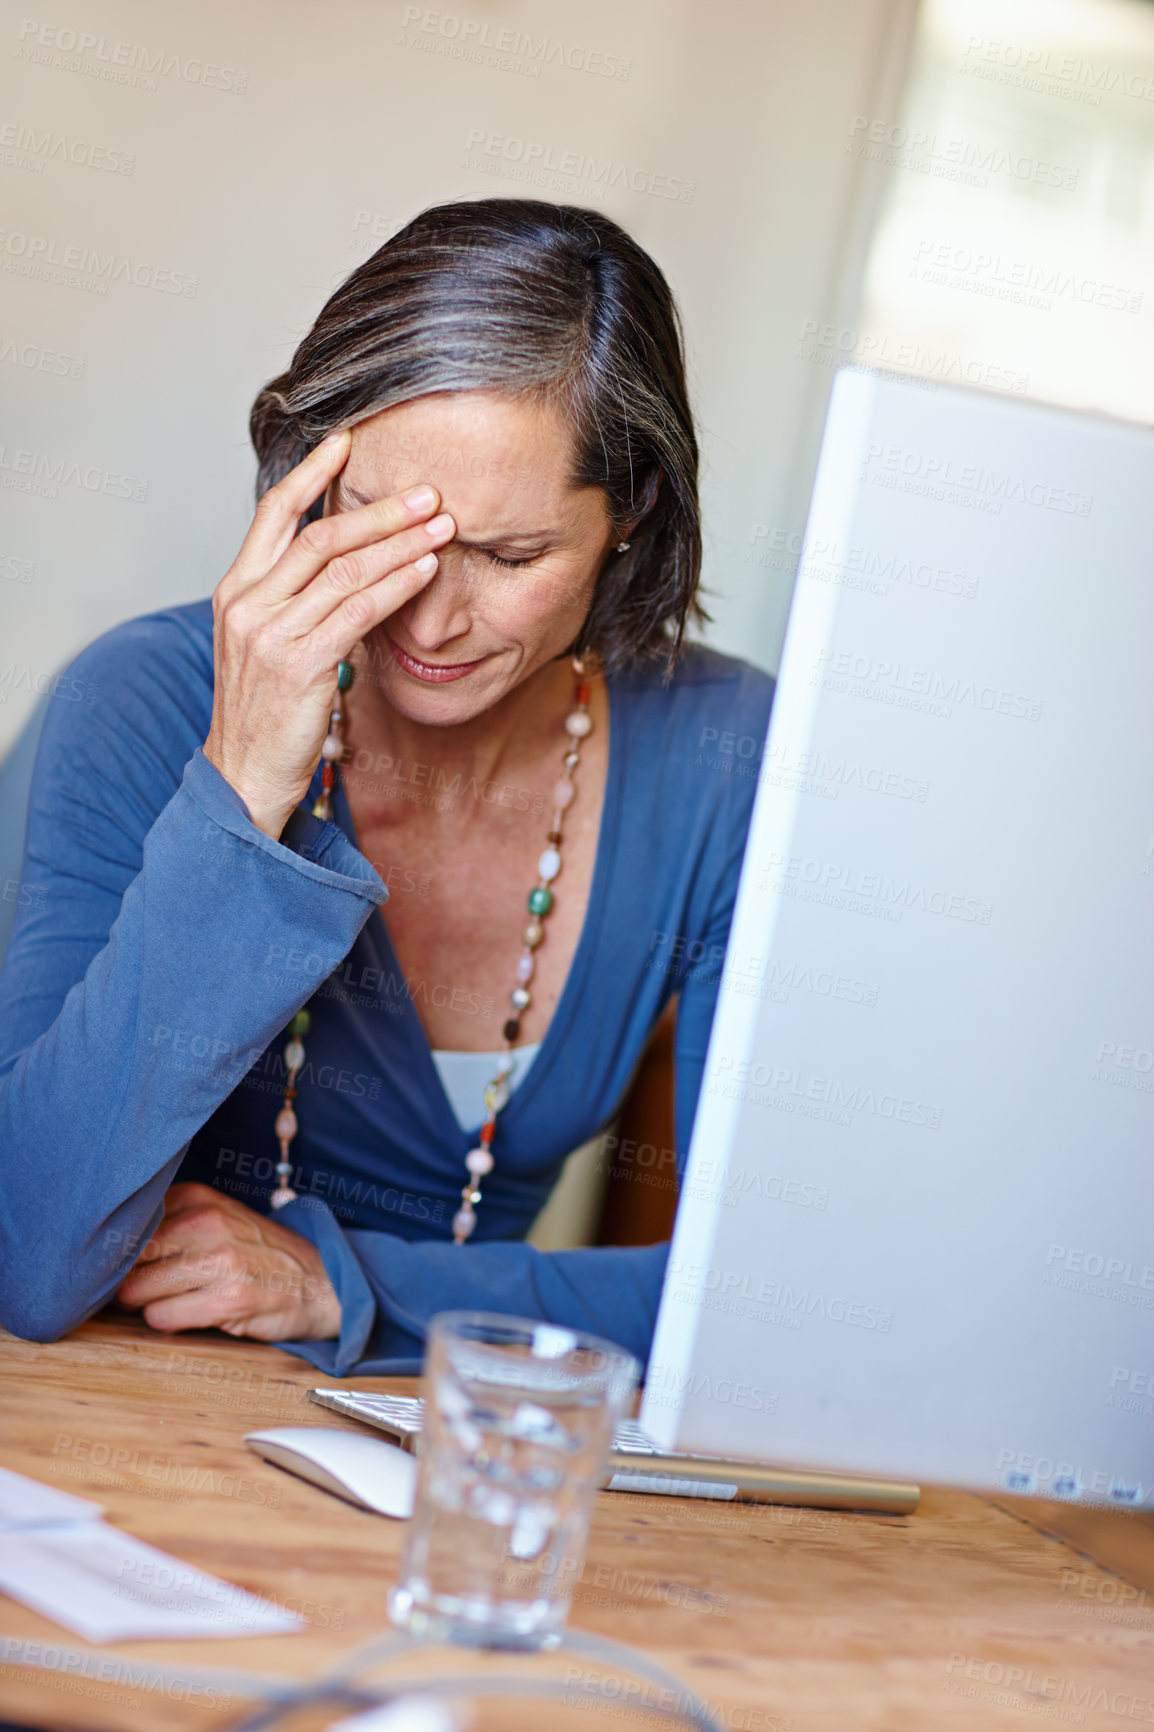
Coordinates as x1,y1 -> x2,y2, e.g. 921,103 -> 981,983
272,1196 -> 425,1376
182,748 -> 388,904
273,1195 -> 379,1375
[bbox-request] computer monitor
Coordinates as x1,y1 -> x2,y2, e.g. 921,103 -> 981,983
640,367 -> 1154,1509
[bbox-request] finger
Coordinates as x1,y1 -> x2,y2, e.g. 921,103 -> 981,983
140,1282 -> 257,1334
292,555 -> 448,676
258,492 -> 451,609
227,430 -> 353,590
117,1245 -> 228,1308
275,516 -> 454,638
145,1298 -> 306,1340
131,1184 -> 204,1264
161,1182 -> 224,1218
138,1249 -> 309,1335
124,1208 -> 242,1285
134,1193 -> 240,1264
215,1311 -> 308,1343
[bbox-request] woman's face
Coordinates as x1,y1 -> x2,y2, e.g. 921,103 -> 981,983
324,390 -> 616,725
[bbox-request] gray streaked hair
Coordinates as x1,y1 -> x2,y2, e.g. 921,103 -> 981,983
249,197 -> 705,673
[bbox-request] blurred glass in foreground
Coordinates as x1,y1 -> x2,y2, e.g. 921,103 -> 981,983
389,1312 -> 638,1649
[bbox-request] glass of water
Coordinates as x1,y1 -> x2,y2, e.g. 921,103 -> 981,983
388,1311 -> 639,1649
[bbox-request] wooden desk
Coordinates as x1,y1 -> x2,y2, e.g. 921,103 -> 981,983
2,1315 -> 1152,1731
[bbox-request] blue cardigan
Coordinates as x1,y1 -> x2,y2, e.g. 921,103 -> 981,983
0,600 -> 773,1373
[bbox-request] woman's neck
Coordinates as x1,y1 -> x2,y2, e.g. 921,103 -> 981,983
341,644 -> 580,818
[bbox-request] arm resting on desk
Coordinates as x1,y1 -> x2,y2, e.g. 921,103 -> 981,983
273,1195 -> 671,1374
0,619 -> 386,1343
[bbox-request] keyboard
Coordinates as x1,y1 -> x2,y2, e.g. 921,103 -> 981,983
305,1388 -> 921,1513
308,1387 -> 662,1455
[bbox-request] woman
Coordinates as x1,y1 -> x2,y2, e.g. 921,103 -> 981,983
0,199 -> 773,1374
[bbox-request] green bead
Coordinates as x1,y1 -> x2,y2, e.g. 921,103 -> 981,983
527,886 -> 553,917
337,659 -> 354,692
288,1009 -> 311,1038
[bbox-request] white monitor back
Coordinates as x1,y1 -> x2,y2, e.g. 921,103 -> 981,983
641,368 -> 1154,1509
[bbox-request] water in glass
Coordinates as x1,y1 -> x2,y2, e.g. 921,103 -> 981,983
389,1312 -> 638,1648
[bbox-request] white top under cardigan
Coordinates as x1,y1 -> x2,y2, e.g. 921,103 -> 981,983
429,1044 -> 542,1133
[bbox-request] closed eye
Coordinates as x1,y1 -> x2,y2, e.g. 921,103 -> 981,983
484,549 -> 536,569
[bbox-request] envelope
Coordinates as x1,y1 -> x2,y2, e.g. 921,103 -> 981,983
0,1468 -> 301,1642
0,1464 -> 103,1531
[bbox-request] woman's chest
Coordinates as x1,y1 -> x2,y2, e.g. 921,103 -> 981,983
343,732 -> 608,1052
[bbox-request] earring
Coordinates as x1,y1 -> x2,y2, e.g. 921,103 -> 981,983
616,540 -> 631,552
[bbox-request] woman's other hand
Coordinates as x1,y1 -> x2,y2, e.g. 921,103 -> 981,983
204,429 -> 455,839
115,1183 -> 341,1341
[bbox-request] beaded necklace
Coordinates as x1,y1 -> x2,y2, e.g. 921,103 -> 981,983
268,654 -> 594,1246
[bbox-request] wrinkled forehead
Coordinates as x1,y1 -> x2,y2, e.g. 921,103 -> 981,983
338,390 -> 600,535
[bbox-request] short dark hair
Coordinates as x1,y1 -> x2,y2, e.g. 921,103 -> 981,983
249,198 -> 705,673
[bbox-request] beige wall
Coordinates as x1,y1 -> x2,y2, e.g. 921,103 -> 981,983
0,0 -> 916,757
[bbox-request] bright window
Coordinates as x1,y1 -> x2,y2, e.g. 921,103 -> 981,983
854,0 -> 1154,423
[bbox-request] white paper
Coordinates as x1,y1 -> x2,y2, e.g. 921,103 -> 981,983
0,1464 -> 104,1530
0,1468 -> 301,1642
